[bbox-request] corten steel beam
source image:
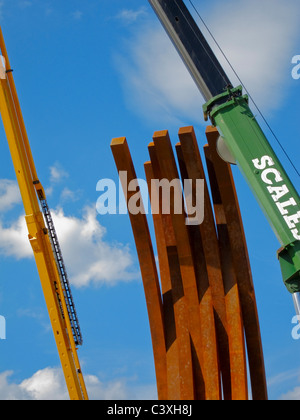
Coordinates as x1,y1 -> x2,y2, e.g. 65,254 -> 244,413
146,147 -> 196,400
175,127 -> 232,400
177,126 -> 247,400
110,137 -> 168,400
203,139 -> 248,400
112,127 -> 266,400
152,130 -> 220,400
175,143 -> 227,397
145,160 -> 182,400
204,126 -> 268,400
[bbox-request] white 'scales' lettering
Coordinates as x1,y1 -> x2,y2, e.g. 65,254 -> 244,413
252,155 -> 300,241
292,229 -> 300,241
261,168 -> 283,185
267,184 -> 289,202
276,198 -> 297,216
284,212 -> 300,229
252,156 -> 275,170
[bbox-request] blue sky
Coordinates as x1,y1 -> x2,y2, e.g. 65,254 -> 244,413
0,0 -> 299,400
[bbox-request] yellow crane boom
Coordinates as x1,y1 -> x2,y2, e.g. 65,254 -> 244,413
0,28 -> 88,401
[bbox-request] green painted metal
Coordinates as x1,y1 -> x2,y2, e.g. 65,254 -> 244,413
203,86 -> 300,293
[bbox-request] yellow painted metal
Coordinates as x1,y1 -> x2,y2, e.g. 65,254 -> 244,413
0,28 -> 88,401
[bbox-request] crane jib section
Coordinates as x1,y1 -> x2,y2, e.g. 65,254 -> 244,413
39,197 -> 83,346
0,27 -> 88,400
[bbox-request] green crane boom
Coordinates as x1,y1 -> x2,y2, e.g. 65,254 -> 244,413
148,0 -> 300,308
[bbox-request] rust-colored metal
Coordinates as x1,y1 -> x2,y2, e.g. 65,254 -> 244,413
176,126 -> 250,400
176,126 -> 232,400
145,159 -> 191,400
204,125 -> 268,400
110,137 -> 168,400
152,130 -> 220,401
110,126 -> 267,401
147,143 -> 197,400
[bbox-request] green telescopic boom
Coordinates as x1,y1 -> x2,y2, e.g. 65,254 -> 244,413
203,88 -> 300,294
148,0 -> 300,300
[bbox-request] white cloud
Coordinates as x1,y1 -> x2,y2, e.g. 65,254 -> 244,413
280,386 -> 300,400
205,0 -> 300,112
0,203 -> 137,287
115,0 -> 300,123
0,371 -> 31,400
52,206 -> 137,288
84,374 -> 157,401
0,214 -> 31,259
0,180 -> 22,212
0,173 -> 137,287
0,367 -> 157,400
19,367 -> 69,400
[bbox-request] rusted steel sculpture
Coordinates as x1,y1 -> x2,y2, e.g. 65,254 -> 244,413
111,126 -> 267,401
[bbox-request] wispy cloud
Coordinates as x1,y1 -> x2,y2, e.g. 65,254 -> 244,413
115,0 -> 300,124
114,23 -> 203,126
0,0 -> 5,20
198,0 -> 300,113
19,0 -> 32,9
267,367 -> 300,400
0,0 -> 33,19
49,162 -> 69,184
267,368 -> 300,388
60,187 -> 81,203
115,7 -> 148,25
71,10 -> 83,21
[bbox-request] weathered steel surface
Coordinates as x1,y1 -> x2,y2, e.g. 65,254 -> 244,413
152,130 -> 220,401
201,129 -> 248,400
204,125 -> 268,400
147,144 -> 196,400
111,137 -> 168,400
176,126 -> 232,400
145,159 -> 194,399
111,126 -> 267,401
